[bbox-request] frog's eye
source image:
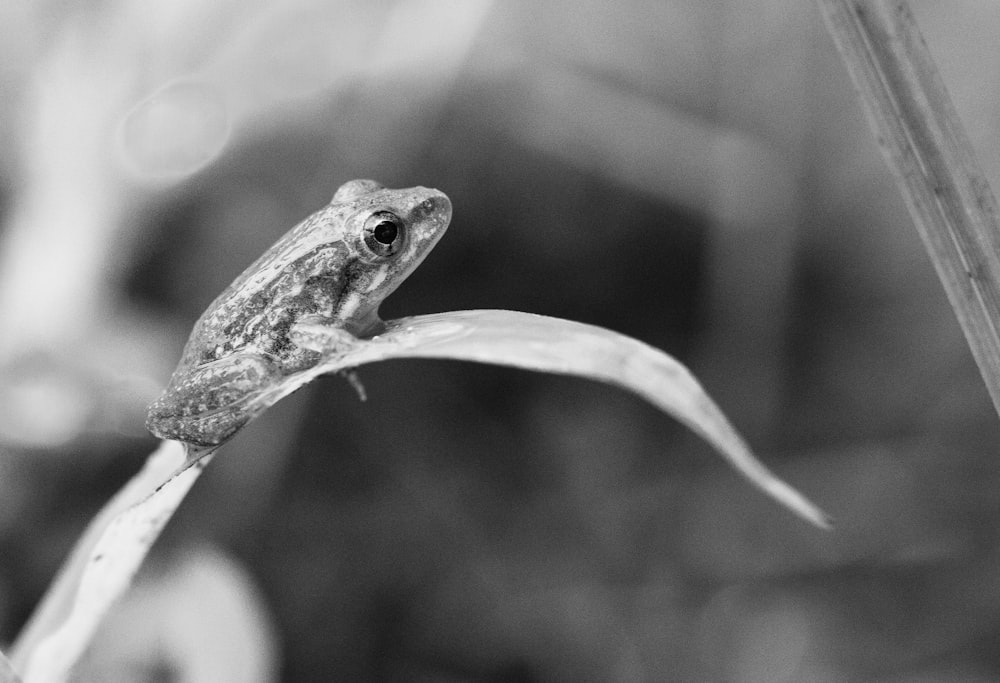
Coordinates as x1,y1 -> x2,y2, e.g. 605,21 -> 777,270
362,211 -> 405,258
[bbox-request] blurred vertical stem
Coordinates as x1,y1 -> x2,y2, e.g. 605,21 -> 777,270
819,0 -> 1000,417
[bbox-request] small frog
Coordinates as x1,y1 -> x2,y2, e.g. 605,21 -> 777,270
146,179 -> 452,448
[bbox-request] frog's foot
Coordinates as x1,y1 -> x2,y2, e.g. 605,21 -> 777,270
290,317 -> 361,356
146,354 -> 280,447
339,368 -> 367,401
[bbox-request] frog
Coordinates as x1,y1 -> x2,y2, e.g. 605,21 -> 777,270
146,179 -> 452,448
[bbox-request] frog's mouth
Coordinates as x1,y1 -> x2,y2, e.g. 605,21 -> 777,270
388,191 -> 452,276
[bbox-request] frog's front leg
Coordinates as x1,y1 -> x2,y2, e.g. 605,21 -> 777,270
289,316 -> 364,356
146,353 -> 281,447
290,317 -> 371,401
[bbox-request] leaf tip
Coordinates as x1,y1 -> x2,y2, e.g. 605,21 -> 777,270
803,505 -> 835,531
779,486 -> 834,530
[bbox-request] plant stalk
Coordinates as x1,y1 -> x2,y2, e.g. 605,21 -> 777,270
819,0 -> 1000,417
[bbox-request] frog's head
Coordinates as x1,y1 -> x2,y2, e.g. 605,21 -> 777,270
332,179 -> 452,335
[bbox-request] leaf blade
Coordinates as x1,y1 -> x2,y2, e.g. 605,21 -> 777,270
297,309 -> 831,528
11,441 -> 210,682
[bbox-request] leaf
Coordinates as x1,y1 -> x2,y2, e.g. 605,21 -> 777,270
10,441 -> 211,683
291,309 -> 831,528
10,308 -> 827,681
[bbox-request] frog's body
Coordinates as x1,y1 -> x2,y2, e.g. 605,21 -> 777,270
146,179 -> 451,447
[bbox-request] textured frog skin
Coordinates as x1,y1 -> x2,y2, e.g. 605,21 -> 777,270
146,179 -> 452,447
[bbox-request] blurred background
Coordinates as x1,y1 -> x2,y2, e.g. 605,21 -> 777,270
1,0 -> 999,680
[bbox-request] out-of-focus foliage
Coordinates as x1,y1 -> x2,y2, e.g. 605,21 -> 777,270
2,0 -> 1000,681
10,442 -> 208,682
73,545 -> 278,683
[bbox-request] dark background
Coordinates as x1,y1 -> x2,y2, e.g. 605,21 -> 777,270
1,1 -> 999,681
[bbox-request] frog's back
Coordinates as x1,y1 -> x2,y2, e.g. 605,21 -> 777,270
176,207 -> 350,368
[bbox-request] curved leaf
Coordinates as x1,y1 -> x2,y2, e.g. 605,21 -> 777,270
12,308 -> 828,681
10,441 -> 211,682
292,309 -> 831,528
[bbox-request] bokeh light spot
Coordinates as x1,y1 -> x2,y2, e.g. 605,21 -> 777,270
117,79 -> 229,181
